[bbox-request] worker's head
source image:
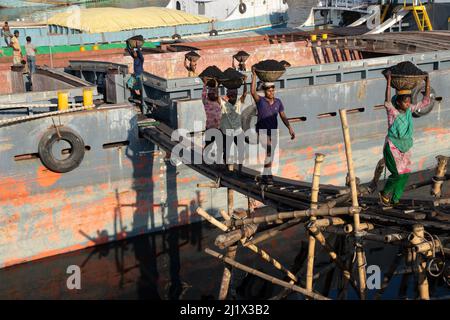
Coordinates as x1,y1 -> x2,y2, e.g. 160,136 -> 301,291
207,86 -> 218,101
263,83 -> 275,99
226,88 -> 238,105
395,94 -> 412,111
26,36 -> 31,43
13,30 -> 19,37
4,22 -> 8,26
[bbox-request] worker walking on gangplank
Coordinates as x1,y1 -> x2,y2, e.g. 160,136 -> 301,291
379,71 -> 431,206
251,66 -> 295,184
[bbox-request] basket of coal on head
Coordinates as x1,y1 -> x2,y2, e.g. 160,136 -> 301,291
221,68 -> 245,89
199,65 -> 225,87
253,60 -> 286,83
185,50 -> 201,63
384,61 -> 428,91
126,35 -> 145,49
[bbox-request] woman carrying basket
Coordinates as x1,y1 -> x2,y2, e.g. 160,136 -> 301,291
251,66 -> 295,184
379,71 -> 432,206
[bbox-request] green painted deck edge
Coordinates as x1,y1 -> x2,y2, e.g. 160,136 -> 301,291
0,41 -> 157,57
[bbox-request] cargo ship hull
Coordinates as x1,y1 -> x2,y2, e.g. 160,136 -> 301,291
1,32 -> 450,269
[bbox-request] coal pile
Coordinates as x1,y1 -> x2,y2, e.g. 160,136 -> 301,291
199,66 -> 224,79
280,60 -> 291,68
223,68 -> 244,80
222,68 -> 245,89
253,60 -> 285,72
386,61 -> 427,76
185,51 -> 200,62
233,50 -> 250,62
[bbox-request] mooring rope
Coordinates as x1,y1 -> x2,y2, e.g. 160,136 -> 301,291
0,105 -> 94,126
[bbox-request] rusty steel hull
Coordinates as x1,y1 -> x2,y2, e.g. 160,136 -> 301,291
2,50 -> 450,269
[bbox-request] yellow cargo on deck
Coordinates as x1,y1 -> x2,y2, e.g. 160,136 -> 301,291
47,7 -> 211,34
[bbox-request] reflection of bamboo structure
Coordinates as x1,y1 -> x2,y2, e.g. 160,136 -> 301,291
339,109 -> 367,300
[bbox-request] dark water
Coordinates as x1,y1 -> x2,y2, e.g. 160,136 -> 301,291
0,176 -> 449,300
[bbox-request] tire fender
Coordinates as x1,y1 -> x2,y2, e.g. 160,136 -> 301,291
412,84 -> 436,118
38,128 -> 85,173
239,3 -> 247,14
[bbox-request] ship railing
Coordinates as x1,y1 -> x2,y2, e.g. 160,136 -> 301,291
317,0 -> 375,9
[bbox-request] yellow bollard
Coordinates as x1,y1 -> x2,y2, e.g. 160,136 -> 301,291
80,46 -> 86,52
83,88 -> 94,108
310,34 -> 317,41
58,91 -> 69,111
322,33 -> 328,40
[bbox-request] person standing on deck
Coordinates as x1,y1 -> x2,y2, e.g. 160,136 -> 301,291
25,36 -> 36,75
220,75 -> 248,172
130,46 -> 144,99
379,71 -> 432,206
10,30 -> 22,66
2,22 -> 11,47
201,78 -> 222,161
251,66 -> 295,184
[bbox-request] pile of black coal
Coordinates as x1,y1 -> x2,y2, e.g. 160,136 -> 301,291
199,65 -> 224,79
253,60 -> 285,72
280,60 -> 291,68
234,50 -> 250,62
222,68 -> 245,89
385,61 -> 427,76
223,68 -> 244,80
185,51 -> 201,62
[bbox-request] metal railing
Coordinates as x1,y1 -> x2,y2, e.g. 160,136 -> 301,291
317,0 -> 376,9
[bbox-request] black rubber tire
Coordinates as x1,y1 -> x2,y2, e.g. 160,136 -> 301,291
412,84 -> 436,118
38,128 -> 85,173
239,3 -> 247,14
209,29 -> 218,36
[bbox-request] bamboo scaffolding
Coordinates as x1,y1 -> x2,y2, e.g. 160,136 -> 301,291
339,109 -> 367,300
205,248 -> 329,300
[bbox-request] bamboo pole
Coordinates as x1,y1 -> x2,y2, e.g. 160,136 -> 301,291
219,192 -> 236,301
431,156 -> 449,198
196,207 -> 228,232
224,206 -> 352,227
409,224 -> 430,300
306,153 -> 325,293
339,109 -> 367,300
245,218 -> 302,246
205,248 -> 330,300
219,209 -> 231,221
215,224 -> 257,249
218,244 -> 237,300
243,243 -> 298,282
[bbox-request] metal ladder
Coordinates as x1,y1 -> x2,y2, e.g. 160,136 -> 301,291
404,0 -> 433,31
